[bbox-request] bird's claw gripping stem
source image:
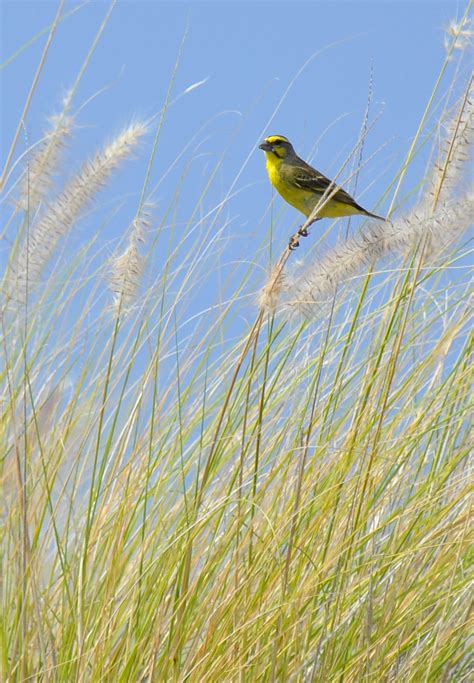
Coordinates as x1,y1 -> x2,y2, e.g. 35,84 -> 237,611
289,223 -> 313,250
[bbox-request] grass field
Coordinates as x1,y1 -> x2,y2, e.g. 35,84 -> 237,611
1,4 -> 472,681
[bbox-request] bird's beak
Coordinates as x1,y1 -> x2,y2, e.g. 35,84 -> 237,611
259,141 -> 272,151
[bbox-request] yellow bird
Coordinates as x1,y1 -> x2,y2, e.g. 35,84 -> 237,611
259,135 -> 384,247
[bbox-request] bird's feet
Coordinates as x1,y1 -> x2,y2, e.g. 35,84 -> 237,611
289,221 -> 319,250
288,235 -> 300,250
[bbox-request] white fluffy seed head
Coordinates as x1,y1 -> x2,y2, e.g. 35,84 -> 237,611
19,112 -> 74,212
428,92 -> 473,210
109,240 -> 143,312
258,265 -> 287,311
109,203 -> 154,314
11,121 -> 147,298
280,195 -> 473,317
444,17 -> 473,57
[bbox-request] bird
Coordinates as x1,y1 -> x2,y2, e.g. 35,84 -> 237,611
259,135 -> 384,248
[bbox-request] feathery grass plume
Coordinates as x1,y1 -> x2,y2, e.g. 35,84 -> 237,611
12,121 -> 147,295
444,16 -> 473,57
428,87 -> 473,209
258,263 -> 288,311
18,93 -> 74,212
282,193 -> 473,315
109,204 -> 152,313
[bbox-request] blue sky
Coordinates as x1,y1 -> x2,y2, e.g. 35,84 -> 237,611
1,1 -> 470,303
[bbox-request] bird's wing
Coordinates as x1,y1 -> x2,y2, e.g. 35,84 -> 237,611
291,159 -> 360,207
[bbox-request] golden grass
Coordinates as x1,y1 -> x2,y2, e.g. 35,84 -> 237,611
1,3 -> 472,681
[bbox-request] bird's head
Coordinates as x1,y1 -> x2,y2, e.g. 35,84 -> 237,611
259,135 -> 296,160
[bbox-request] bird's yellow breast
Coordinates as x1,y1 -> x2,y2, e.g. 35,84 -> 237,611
265,153 -> 313,217
264,152 -> 364,219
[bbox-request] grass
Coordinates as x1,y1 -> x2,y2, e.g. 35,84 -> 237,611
1,3 -> 472,681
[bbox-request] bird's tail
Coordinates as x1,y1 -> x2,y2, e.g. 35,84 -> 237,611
363,208 -> 385,221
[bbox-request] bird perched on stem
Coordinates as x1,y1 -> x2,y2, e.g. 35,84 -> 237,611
259,135 -> 384,248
